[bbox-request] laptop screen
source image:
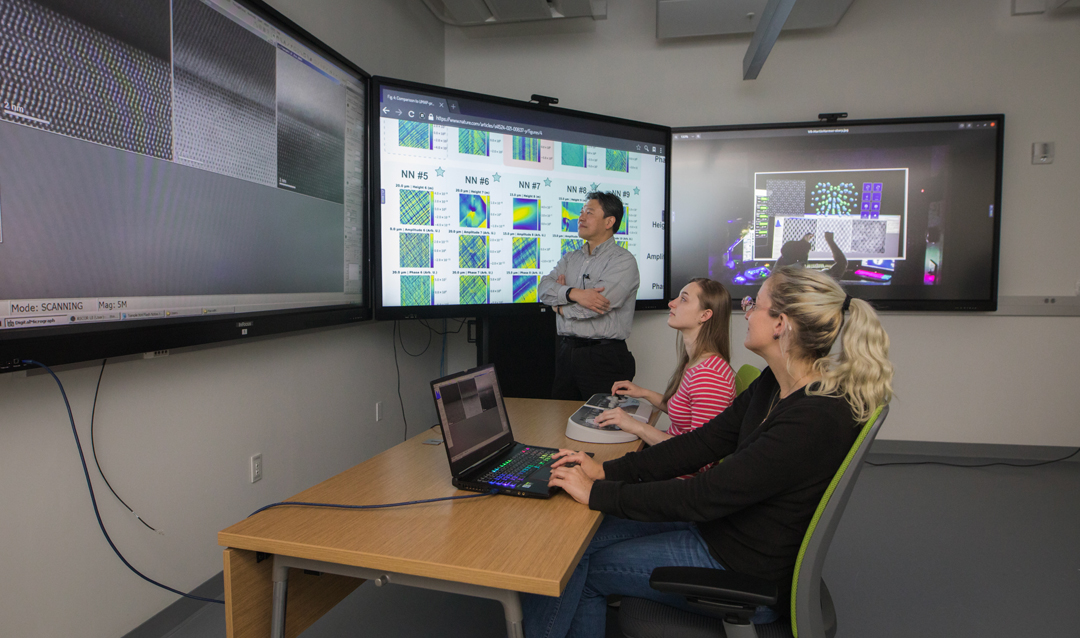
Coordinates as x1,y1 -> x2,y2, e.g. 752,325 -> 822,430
432,365 -> 512,465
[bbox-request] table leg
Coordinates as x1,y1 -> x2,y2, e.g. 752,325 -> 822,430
270,559 -> 290,638
491,589 -> 524,638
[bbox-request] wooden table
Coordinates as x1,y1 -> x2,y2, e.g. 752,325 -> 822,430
218,398 -> 645,638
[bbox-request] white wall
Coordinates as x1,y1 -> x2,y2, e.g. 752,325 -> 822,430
446,0 -> 1080,446
0,2 -> 454,637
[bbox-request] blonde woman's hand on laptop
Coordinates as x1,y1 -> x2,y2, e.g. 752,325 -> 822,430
551,449 -> 604,481
549,461 -> 597,505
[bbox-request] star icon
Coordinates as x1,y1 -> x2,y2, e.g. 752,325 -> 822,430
590,182 -> 599,191
434,167 -> 445,177
544,178 -> 552,187
633,187 -> 640,195
492,173 -> 502,182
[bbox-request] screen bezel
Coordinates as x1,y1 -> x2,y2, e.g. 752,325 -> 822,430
672,114 -> 1004,312
370,76 -> 672,320
0,0 -> 372,373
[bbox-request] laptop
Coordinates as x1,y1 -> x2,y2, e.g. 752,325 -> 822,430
431,364 -> 561,498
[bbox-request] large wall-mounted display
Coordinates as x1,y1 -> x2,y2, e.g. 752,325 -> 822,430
671,115 -> 1003,311
371,77 -> 671,319
0,0 -> 368,372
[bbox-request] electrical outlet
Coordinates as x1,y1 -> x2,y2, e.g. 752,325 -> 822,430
250,453 -> 263,483
1032,142 -> 1054,165
376,401 -> 383,421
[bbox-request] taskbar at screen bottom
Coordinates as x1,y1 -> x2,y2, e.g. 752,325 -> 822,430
0,303 -> 370,372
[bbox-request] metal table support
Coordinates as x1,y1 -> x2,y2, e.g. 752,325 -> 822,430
270,554 -> 525,638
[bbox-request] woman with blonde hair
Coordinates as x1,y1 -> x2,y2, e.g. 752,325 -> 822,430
595,278 -> 735,447
524,267 -> 893,638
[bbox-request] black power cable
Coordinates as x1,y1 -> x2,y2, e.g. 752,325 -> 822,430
397,319 -> 433,357
23,359 -> 224,605
89,358 -> 159,533
249,489 -> 497,518
420,318 -> 467,335
391,318 -> 467,441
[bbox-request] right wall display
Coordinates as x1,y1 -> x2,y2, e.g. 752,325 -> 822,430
671,115 -> 1003,311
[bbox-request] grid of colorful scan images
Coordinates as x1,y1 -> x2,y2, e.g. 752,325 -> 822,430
0,0 -> 351,203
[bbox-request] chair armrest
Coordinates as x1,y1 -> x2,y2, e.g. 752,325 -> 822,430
649,567 -> 778,608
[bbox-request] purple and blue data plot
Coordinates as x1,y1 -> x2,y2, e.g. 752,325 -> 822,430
561,200 -> 581,232
511,136 -> 541,162
512,197 -> 540,231
561,143 -> 586,167
459,193 -> 489,228
861,182 -> 883,219
399,233 -> 433,268
616,239 -> 628,250
459,234 -> 489,269
512,275 -> 538,303
399,189 -> 434,226
512,237 -> 539,269
399,120 -> 433,149
560,238 -> 584,256
605,149 -> 628,172
400,275 -> 433,306
459,275 -> 489,304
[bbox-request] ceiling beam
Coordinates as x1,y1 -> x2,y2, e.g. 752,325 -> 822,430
742,0 -> 797,80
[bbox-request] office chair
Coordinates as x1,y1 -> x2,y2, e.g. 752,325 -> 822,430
619,404 -> 890,638
734,364 -> 762,396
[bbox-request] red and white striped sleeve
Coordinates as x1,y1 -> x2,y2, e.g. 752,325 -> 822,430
685,356 -> 736,429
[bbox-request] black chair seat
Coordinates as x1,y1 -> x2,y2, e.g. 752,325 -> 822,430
619,597 -> 793,638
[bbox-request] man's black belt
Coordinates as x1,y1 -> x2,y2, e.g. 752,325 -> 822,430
560,336 -> 624,348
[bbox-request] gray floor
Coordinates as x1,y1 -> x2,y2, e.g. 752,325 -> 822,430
161,457 -> 1080,638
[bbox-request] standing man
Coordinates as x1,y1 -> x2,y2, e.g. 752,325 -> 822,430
539,192 -> 640,400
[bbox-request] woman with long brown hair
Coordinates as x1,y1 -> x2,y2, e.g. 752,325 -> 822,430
594,278 -> 734,447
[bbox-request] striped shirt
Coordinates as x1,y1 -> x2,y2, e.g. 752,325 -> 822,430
667,355 -> 736,476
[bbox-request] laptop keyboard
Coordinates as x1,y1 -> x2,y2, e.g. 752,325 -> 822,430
475,447 -> 555,488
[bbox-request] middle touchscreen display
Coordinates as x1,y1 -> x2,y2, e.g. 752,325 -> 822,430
373,78 -> 670,318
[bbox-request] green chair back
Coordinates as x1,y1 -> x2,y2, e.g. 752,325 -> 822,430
789,404 -> 889,638
734,364 -> 761,396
